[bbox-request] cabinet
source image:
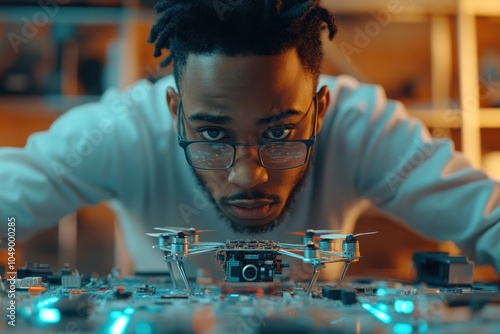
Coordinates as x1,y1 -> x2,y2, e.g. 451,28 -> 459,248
323,0 -> 500,168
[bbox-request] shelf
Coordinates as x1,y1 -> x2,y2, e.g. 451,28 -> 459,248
0,5 -> 156,24
0,6 -> 129,24
324,0 -> 500,167
0,95 -> 101,115
409,108 -> 500,128
325,0 -> 500,16
324,0 -> 458,15
479,108 -> 500,128
461,0 -> 500,16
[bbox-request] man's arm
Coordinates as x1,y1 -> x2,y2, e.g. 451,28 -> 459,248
329,75 -> 500,274
0,81 -> 158,239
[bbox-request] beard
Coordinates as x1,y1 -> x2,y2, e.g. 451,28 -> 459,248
189,150 -> 314,235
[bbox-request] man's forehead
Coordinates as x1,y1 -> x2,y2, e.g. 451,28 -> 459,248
179,51 -> 314,98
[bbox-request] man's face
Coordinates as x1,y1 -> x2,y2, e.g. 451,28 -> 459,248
167,49 -> 329,232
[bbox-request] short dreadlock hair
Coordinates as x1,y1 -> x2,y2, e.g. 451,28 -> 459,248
148,0 -> 337,89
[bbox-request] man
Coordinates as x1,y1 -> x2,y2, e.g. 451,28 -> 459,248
1,1 -> 499,280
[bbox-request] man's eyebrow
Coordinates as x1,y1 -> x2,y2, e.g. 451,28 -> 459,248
256,110 -> 302,126
187,109 -> 302,125
188,113 -> 232,124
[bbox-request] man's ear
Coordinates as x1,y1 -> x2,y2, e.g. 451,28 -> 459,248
166,86 -> 180,124
315,85 -> 330,133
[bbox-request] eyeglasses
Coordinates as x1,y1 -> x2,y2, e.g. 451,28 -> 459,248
177,96 -> 317,170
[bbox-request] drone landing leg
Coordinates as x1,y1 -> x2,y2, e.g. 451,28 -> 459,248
166,261 -> 178,289
305,266 -> 322,295
175,260 -> 193,295
337,261 -> 351,286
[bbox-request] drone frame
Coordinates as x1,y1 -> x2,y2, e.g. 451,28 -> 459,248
148,227 -> 373,296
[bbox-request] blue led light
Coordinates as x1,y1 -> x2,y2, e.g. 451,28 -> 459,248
123,307 -> 135,315
376,287 -> 387,296
376,302 -> 389,312
110,315 -> 130,334
36,296 -> 60,309
393,323 -> 413,334
361,302 -> 392,324
394,300 -> 415,314
109,310 -> 122,319
38,308 -> 61,324
418,321 -> 429,333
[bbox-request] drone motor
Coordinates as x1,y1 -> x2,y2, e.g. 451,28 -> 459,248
303,243 -> 321,263
319,239 -> 335,252
341,235 -> 360,261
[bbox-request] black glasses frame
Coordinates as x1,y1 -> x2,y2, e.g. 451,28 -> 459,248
177,96 -> 318,170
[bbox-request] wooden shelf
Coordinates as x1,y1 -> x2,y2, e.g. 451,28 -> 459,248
324,0 -> 458,15
0,95 -> 101,115
0,6 -> 129,24
409,108 -> 500,128
325,0 -> 500,16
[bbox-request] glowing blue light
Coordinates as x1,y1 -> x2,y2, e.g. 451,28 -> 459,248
418,321 -> 429,333
394,300 -> 415,314
38,308 -> 61,324
109,310 -> 122,319
376,302 -> 389,312
361,303 -> 392,324
393,323 -> 413,334
36,296 -> 60,309
123,307 -> 135,315
110,315 -> 130,334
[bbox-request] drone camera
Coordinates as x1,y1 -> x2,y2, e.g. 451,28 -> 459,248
219,240 -> 283,283
225,250 -> 282,282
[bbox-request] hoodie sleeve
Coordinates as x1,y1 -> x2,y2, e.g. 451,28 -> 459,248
0,78 -> 166,240
328,75 -> 500,274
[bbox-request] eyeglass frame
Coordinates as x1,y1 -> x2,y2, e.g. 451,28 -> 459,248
176,94 -> 318,170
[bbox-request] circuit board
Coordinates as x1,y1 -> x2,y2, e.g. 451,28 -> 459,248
2,263 -> 500,334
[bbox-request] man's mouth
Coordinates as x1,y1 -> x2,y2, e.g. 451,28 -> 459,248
224,199 -> 275,220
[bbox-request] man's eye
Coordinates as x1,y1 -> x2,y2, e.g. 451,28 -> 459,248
200,129 -> 226,141
265,127 -> 292,140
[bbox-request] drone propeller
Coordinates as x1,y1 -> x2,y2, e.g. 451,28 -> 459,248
153,227 -> 215,235
155,226 -> 189,231
146,232 -> 171,238
289,229 -> 340,237
319,231 -> 378,240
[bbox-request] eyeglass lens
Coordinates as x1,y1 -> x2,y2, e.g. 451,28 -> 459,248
186,142 -> 308,169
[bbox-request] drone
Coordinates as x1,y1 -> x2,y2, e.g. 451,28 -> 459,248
146,227 -> 377,295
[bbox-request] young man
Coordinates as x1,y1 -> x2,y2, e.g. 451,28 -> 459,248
1,1 -> 499,279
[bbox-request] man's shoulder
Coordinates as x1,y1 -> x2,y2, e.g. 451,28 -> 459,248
319,74 -> 385,98
319,74 -> 390,117
87,74 -> 176,110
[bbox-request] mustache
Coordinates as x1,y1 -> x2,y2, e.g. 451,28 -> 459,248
220,190 -> 281,203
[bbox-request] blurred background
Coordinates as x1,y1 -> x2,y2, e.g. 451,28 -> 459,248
0,0 -> 499,281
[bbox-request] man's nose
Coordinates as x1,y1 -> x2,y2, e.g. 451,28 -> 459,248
227,146 -> 268,188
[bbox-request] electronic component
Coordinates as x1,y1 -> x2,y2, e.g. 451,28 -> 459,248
413,252 -> 474,287
216,240 -> 283,282
3,230 -> 499,334
322,285 -> 358,304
